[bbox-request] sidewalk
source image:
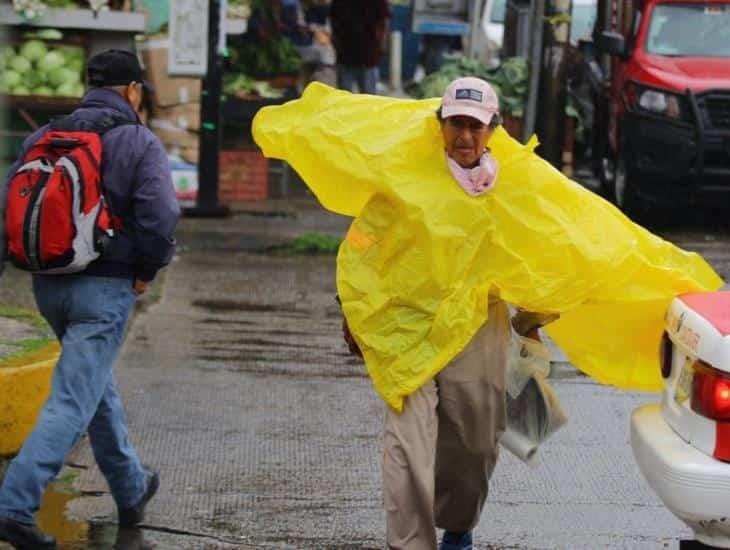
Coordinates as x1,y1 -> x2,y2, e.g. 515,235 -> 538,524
2,196 -> 687,549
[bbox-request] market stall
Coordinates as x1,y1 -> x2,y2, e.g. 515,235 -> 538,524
0,1 -> 145,167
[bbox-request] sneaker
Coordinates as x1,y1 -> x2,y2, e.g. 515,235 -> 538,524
117,470 -> 159,527
0,516 -> 56,549
440,531 -> 473,550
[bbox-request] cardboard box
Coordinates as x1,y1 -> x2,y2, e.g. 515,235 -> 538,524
180,146 -> 199,165
170,164 -> 198,207
152,102 -> 201,132
138,34 -> 202,107
149,118 -> 200,151
219,151 -> 269,201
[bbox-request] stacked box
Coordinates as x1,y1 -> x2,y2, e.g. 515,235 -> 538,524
138,33 -> 201,164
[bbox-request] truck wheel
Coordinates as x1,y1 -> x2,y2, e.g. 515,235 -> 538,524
594,136 -> 614,198
613,154 -> 643,219
599,155 -> 615,198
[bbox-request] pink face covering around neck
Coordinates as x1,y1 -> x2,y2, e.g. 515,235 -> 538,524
446,151 -> 499,197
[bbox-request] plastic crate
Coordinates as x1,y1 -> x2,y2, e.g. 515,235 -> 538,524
218,151 -> 269,201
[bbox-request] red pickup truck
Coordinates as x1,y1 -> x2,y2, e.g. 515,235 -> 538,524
592,0 -> 730,215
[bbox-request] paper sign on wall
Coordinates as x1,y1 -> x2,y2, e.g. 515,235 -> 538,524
168,0 -> 209,76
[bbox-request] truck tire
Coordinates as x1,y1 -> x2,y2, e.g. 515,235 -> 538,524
613,153 -> 644,220
595,136 -> 615,199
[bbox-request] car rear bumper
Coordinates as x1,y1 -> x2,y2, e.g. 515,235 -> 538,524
631,404 -> 730,548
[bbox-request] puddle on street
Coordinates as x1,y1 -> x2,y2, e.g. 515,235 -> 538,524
0,467 -> 152,550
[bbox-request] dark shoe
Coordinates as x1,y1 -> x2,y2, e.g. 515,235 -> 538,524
118,470 -> 159,527
440,531 -> 473,550
0,516 -> 56,549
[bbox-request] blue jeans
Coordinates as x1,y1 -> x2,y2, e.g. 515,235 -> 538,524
337,65 -> 379,94
0,275 -> 146,524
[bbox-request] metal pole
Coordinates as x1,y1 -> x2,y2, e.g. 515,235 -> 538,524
468,0 -> 486,58
185,0 -> 229,217
523,0 -> 544,141
390,31 -> 403,92
534,0 -> 572,168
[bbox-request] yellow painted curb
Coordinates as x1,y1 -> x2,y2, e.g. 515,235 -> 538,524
0,343 -> 60,456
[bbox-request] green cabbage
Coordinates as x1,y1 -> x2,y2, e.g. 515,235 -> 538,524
48,67 -> 79,88
56,82 -> 77,97
0,46 -> 16,62
2,70 -> 22,89
33,86 -> 54,96
20,40 -> 48,63
24,71 -> 46,89
9,56 -> 32,74
38,51 -> 65,72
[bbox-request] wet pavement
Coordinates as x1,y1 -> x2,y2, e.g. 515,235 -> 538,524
4,193 -> 730,548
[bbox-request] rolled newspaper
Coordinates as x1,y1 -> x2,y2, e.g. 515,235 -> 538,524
501,427 -> 539,467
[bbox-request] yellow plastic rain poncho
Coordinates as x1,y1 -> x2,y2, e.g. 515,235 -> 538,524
253,83 -> 723,412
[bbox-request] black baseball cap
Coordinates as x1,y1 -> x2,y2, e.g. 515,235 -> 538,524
87,49 -> 153,92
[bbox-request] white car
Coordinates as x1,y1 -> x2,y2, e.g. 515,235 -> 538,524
478,0 -> 596,63
631,292 -> 730,548
482,0 -> 506,52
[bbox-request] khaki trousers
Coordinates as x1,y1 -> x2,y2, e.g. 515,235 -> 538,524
383,301 -> 510,550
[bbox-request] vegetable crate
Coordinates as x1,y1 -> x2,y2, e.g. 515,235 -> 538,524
1,28 -> 88,100
218,151 -> 269,202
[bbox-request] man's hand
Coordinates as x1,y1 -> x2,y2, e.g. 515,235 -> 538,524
134,279 -> 148,296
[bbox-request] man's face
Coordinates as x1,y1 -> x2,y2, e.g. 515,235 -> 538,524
441,115 -> 494,168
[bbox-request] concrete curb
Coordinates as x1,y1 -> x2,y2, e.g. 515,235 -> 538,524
0,343 -> 60,456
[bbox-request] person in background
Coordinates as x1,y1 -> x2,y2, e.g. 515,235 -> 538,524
330,0 -> 390,94
301,0 -> 336,86
0,49 -> 179,549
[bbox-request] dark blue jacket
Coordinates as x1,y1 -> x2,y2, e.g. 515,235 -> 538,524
0,88 -> 180,281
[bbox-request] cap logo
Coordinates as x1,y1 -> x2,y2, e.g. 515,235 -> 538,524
455,88 -> 483,102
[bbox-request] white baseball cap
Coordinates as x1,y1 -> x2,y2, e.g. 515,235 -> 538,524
441,77 -> 500,125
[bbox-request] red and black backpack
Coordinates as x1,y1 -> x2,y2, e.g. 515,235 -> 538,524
5,116 -> 134,274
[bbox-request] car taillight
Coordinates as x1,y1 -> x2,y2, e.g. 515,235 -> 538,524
691,362 -> 730,421
659,332 -> 672,379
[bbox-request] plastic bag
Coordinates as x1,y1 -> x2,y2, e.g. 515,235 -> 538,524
502,376 -> 568,467
253,82 -> 723,412
507,332 -> 552,398
501,333 -> 567,466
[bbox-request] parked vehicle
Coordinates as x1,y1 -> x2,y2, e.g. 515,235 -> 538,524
591,0 -> 730,214
632,291 -> 730,548
482,0 -> 506,55
480,0 -> 595,59
411,0 -> 479,73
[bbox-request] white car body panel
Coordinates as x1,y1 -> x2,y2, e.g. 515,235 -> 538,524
631,292 -> 730,546
632,405 -> 730,548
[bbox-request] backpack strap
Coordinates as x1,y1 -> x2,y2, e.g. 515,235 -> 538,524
49,114 -> 139,135
47,114 -> 139,230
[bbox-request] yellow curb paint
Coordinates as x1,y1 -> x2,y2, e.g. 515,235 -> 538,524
0,343 -> 59,456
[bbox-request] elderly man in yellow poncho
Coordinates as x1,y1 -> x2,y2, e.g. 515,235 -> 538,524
253,78 -> 722,550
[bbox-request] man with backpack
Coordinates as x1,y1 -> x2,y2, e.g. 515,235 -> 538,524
0,49 -> 179,549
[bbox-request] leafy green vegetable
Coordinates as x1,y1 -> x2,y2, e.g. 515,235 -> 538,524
20,40 -> 48,62
408,56 -> 529,116
10,55 -> 32,74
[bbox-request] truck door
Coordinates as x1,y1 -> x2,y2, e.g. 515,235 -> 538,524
607,0 -> 641,154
